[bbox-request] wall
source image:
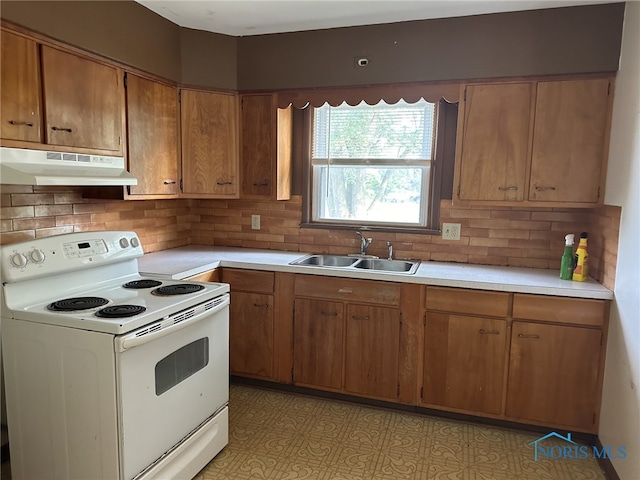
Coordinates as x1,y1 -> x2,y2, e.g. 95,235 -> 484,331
237,3 -> 624,90
189,197 -> 619,290
0,186 -> 193,253
599,2 -> 640,478
180,27 -> 237,90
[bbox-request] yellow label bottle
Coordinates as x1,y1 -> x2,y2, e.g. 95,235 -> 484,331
572,232 -> 589,282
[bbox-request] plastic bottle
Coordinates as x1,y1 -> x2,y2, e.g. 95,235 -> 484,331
572,232 -> 589,282
560,233 -> 575,280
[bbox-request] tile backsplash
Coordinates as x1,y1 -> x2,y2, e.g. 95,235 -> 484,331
1,186 -> 620,289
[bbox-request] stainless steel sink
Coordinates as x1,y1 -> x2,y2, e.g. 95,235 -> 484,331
289,254 -> 359,267
290,254 -> 420,274
353,258 -> 420,274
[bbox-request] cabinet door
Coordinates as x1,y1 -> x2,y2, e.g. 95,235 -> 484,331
240,94 -> 293,200
1,30 -> 42,142
229,292 -> 274,378
345,305 -> 400,400
126,74 -> 179,196
456,83 -> 532,201
293,299 -> 344,389
181,90 -> 239,196
41,46 -> 123,152
506,321 -> 601,429
423,313 -> 507,415
529,79 -> 611,203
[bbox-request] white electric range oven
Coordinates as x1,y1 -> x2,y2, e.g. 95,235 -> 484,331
0,231 -> 229,480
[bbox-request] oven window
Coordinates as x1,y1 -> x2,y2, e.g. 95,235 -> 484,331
155,338 -> 209,396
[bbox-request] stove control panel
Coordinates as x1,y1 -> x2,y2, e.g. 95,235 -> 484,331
0,231 -> 144,283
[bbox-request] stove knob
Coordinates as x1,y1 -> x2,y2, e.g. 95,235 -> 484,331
29,249 -> 45,264
10,253 -> 28,268
119,237 -> 130,248
130,237 -> 140,248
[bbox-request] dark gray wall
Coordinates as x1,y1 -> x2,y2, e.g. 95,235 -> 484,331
237,3 -> 625,90
1,1 -> 625,91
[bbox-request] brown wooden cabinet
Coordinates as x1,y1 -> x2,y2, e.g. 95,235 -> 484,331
184,269 -> 220,283
1,28 -> 125,155
125,73 -> 179,197
454,77 -> 613,207
180,89 -> 239,197
293,275 -> 403,401
240,93 -> 293,200
1,30 -> 42,143
41,46 -> 124,153
222,268 -> 294,383
422,287 -> 509,415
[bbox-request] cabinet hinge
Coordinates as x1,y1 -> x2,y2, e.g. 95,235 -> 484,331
399,312 -> 403,327
180,178 -> 183,192
397,384 -> 400,396
597,187 -> 601,200
420,387 -> 423,399
123,72 -> 127,88
463,87 -> 467,101
178,90 -> 181,102
593,413 -> 597,424
607,82 -> 611,95
457,185 -> 461,197
423,313 -> 426,327
126,185 -> 131,196
600,333 -> 604,346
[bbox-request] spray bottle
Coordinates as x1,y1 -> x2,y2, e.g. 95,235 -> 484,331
560,233 -> 575,280
572,232 -> 589,282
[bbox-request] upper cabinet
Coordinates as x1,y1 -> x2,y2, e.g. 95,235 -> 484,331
240,93 -> 293,200
1,30 -> 42,143
453,76 -> 613,207
180,89 -> 239,198
1,28 -> 125,155
125,73 -> 179,197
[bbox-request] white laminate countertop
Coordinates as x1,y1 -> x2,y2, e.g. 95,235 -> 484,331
137,246 -> 613,300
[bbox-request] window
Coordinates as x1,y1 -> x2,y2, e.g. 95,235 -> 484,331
308,99 -> 439,229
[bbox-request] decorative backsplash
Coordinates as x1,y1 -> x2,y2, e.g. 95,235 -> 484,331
1,186 -> 620,289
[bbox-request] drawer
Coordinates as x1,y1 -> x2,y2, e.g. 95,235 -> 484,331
185,269 -> 220,283
295,275 -> 401,306
513,294 -> 606,327
426,286 -> 510,318
222,268 -> 274,294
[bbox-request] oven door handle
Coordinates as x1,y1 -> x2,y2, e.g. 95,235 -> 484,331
115,294 -> 229,352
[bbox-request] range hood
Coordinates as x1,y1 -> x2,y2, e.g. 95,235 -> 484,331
0,147 -> 138,186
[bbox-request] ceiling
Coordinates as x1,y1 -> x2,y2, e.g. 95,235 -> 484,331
134,0 -> 619,37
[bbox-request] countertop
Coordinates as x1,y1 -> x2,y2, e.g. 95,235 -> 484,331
137,245 -> 613,300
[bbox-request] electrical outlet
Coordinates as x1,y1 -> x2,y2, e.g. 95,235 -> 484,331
251,215 -> 261,230
442,223 -> 461,241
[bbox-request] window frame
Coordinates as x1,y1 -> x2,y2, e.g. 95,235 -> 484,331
300,98 -> 453,234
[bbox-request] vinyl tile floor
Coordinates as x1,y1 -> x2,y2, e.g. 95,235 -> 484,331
194,385 -> 607,480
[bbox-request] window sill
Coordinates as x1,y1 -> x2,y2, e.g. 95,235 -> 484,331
299,222 -> 441,236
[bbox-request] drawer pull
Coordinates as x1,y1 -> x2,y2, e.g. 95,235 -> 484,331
217,181 -> 233,185
518,333 -> 540,339
253,181 -> 269,187
534,185 -> 557,191
51,126 -> 73,133
479,329 -> 500,335
498,186 -> 518,191
163,180 -> 177,185
9,120 -> 34,127
320,311 -> 338,316
338,288 -> 353,294
253,303 -> 269,308
351,315 -> 370,321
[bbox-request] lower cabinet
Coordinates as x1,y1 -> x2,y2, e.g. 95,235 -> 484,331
292,275 -> 404,402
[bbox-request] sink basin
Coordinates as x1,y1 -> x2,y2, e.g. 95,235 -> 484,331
290,254 -> 359,267
353,258 -> 420,274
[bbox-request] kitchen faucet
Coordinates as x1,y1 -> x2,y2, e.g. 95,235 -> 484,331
355,231 -> 372,256
386,241 -> 393,260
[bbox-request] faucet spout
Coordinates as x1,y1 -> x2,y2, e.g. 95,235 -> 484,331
386,241 -> 393,261
355,231 -> 372,255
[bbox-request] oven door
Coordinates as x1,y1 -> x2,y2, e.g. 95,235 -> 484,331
114,294 -> 229,480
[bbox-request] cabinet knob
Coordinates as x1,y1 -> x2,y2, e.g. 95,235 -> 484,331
479,329 -> 500,335
9,120 -> 34,127
51,126 -> 73,133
